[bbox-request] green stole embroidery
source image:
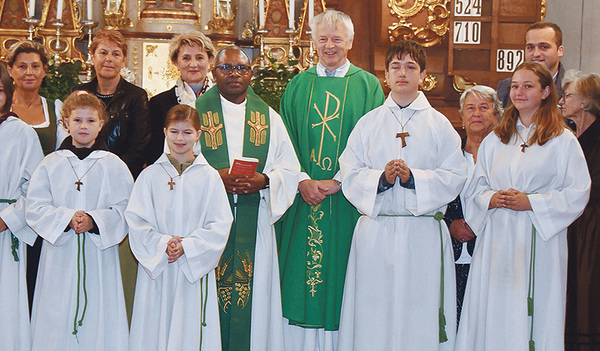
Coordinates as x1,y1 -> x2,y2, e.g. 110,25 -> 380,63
305,76 -> 351,303
196,86 -> 270,351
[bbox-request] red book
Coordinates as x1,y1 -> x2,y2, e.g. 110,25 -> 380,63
229,157 -> 259,177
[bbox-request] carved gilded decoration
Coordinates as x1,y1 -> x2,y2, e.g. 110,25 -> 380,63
0,0 -> 84,63
141,42 -> 178,98
387,0 -> 450,48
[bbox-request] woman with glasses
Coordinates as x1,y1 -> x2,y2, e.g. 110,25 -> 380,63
560,72 -> 600,350
146,31 -> 216,165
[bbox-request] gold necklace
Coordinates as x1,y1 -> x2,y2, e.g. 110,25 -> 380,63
67,158 -> 100,191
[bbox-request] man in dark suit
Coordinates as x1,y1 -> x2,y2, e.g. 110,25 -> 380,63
497,22 -> 565,108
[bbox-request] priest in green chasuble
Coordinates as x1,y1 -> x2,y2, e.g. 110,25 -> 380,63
195,46 -> 300,351
277,10 -> 385,351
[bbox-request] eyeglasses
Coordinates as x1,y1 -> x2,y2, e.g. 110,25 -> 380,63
216,64 -> 251,75
561,92 -> 575,100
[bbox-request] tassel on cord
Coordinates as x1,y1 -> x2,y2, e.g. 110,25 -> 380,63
199,276 -> 209,347
72,232 -> 88,341
433,211 -> 448,343
527,224 -> 537,351
377,211 -> 449,343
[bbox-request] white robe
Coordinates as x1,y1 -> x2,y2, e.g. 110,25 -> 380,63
126,153 -> 233,351
220,95 -> 300,350
338,93 -> 468,350
455,122 -> 591,351
0,117 -> 43,351
26,149 -> 133,351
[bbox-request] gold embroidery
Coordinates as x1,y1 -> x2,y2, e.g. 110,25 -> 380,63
216,255 -> 233,312
201,111 -> 224,150
311,91 -> 341,170
235,251 -> 253,308
306,203 -> 324,296
247,111 -> 269,147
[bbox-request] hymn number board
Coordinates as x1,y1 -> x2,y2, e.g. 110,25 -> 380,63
449,0 -> 543,88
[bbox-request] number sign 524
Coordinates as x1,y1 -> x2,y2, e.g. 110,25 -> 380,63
454,0 -> 482,16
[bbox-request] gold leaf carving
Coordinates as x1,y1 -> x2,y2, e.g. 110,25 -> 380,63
388,0 -> 450,48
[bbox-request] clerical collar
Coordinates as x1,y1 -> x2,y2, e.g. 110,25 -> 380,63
396,97 -> 418,109
317,60 -> 350,77
58,136 -> 108,160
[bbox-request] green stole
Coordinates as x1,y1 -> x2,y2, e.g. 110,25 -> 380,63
196,86 -> 270,351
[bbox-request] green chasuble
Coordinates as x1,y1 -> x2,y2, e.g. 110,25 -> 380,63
277,65 -> 385,330
196,86 -> 271,351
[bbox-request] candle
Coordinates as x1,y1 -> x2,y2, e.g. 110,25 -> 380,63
56,0 -> 64,20
28,0 -> 35,18
225,0 -> 231,17
308,0 -> 314,22
288,0 -> 294,29
106,0 -> 110,11
259,0 -> 265,27
86,0 -> 93,20
116,0 -> 121,11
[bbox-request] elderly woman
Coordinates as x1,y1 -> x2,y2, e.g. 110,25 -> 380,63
73,29 -> 150,178
6,40 -> 68,312
443,85 -> 502,324
146,30 -> 216,164
560,72 -> 600,350
456,62 -> 590,350
6,40 -> 67,155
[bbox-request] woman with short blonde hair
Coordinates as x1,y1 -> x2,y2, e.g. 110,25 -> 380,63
147,30 -> 216,164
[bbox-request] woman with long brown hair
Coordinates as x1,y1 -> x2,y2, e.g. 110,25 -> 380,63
455,62 -> 591,350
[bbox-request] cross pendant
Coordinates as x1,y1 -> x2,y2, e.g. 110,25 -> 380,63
396,132 -> 410,148
75,180 -> 83,191
168,180 -> 175,190
520,142 -> 528,153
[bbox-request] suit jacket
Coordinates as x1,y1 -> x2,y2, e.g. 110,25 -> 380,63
147,87 -> 178,165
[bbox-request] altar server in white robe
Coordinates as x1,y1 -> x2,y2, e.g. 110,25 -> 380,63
26,92 -> 133,351
455,62 -> 590,351
196,46 -> 300,351
338,40 -> 468,350
127,105 -> 233,351
0,65 -> 44,351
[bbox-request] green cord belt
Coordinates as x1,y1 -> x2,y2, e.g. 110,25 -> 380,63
527,224 -> 537,351
72,232 -> 88,341
372,211 -> 448,343
0,198 -> 19,262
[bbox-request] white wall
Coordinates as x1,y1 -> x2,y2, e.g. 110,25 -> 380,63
546,0 -> 600,73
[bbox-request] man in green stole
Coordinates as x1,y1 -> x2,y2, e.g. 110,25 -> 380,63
196,46 -> 300,351
277,10 -> 385,350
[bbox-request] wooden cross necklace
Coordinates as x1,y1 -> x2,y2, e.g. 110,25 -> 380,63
388,106 -> 416,148
160,164 -> 179,190
516,128 -> 533,153
67,158 -> 100,191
